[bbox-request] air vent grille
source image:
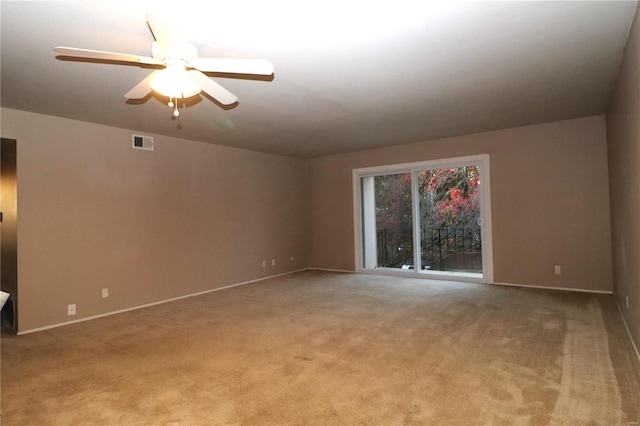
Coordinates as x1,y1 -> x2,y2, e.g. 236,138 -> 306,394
132,134 -> 154,151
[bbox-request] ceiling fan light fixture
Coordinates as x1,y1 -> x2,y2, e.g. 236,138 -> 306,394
149,62 -> 201,99
55,14 -> 273,115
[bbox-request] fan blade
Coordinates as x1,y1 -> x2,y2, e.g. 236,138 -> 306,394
191,58 -> 274,76
54,47 -> 161,65
145,14 -> 181,53
188,70 -> 238,105
125,70 -> 161,99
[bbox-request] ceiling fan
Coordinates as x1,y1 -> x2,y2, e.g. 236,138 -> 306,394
54,14 -> 273,116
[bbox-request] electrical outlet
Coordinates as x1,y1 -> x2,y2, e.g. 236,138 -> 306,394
271,259 -> 276,266
262,260 -> 266,268
290,256 -> 295,262
554,265 -> 562,275
68,304 -> 76,316
102,288 -> 109,299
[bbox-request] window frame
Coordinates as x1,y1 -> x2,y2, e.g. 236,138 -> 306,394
352,154 -> 493,284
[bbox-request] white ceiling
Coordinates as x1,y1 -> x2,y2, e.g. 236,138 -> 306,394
1,1 -> 637,158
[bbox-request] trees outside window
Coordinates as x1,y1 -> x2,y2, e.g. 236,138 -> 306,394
418,166 -> 481,272
357,154 -> 491,281
374,173 -> 413,269
418,166 -> 480,230
372,166 -> 481,271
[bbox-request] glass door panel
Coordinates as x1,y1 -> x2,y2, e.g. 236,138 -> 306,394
370,173 -> 414,269
417,167 -> 482,273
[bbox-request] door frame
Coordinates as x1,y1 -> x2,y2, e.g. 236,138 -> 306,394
353,154 -> 493,284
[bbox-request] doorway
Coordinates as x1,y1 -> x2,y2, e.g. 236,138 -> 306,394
355,154 -> 493,283
1,138 -> 18,331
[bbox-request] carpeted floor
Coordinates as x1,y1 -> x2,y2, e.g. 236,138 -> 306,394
1,270 -> 639,425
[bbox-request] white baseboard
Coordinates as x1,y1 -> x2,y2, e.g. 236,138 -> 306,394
17,268 -> 308,335
613,296 -> 640,364
307,267 -> 355,274
492,281 -> 613,294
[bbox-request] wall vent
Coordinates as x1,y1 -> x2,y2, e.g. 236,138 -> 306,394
132,134 -> 154,151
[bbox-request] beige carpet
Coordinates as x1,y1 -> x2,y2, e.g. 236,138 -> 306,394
1,270 -> 639,425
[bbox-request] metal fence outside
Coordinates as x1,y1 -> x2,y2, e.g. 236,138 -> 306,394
376,227 -> 482,272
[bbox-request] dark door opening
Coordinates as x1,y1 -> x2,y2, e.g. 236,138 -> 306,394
1,137 -> 18,332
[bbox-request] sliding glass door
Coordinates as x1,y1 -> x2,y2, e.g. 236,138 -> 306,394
417,166 -> 482,273
356,155 -> 492,283
364,172 -> 414,270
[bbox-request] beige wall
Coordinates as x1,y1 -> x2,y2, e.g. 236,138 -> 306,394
1,108 -> 308,332
307,116 -> 613,292
606,6 -> 640,351
0,110 -> 619,331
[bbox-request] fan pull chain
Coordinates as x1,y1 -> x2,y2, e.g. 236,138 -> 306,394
166,97 -> 180,117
